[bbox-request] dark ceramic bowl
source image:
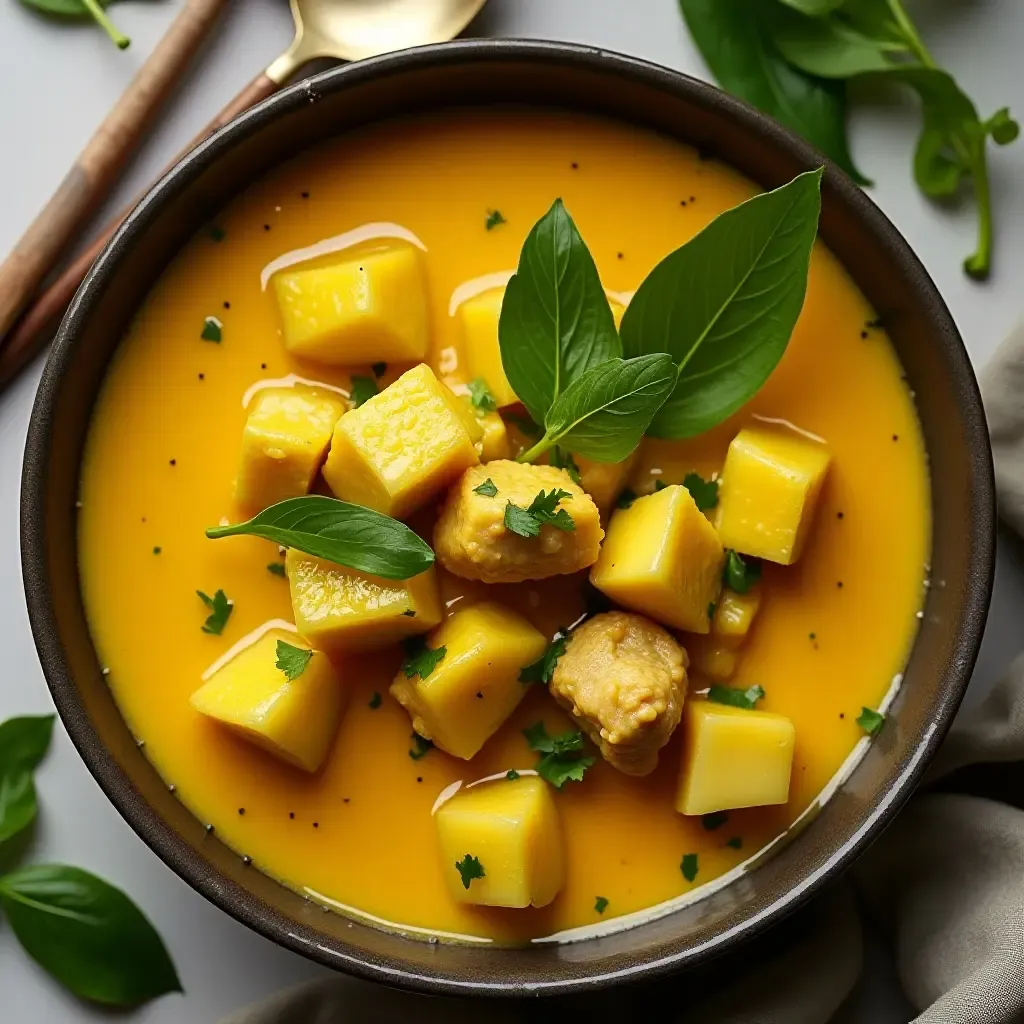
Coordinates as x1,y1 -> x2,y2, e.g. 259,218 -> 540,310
21,40 -> 994,996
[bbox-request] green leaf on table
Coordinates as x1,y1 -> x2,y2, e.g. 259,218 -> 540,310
0,864 -> 181,1005
206,496 -> 435,581
678,0 -> 868,183
498,199 -> 620,424
0,715 -> 55,844
196,589 -> 232,636
621,170 -> 822,439
275,641 -> 313,681
519,634 -> 568,685
504,489 -> 575,538
349,375 -> 378,408
19,0 -> 133,51
708,684 -> 766,710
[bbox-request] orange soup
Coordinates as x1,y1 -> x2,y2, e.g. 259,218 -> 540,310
78,110 -> 929,943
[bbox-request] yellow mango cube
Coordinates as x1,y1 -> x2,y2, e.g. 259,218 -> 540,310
390,602 -> 546,759
713,587 -> 762,649
675,701 -> 796,816
576,450 -> 639,511
477,409 -> 511,462
435,775 -> 564,908
272,246 -> 429,365
233,386 -> 345,514
715,427 -> 832,565
322,364 -> 480,518
435,461 -> 604,584
608,298 -> 626,329
287,550 -> 442,654
590,484 -> 724,633
455,288 -> 518,408
190,629 -> 343,772
685,639 -> 738,682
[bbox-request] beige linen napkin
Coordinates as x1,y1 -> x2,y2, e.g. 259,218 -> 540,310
222,323 -> 1024,1024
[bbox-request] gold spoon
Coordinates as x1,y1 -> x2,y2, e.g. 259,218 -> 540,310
0,0 -> 489,388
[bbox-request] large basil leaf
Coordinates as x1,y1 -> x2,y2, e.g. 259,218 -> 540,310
498,199 -> 620,423
207,496 -> 435,580
0,864 -> 181,1005
679,0 -> 868,184
0,715 -> 54,844
540,355 -> 676,462
621,169 -> 822,439
767,5 -> 897,79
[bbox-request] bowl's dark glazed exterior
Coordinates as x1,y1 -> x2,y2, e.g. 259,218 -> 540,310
21,40 -> 994,996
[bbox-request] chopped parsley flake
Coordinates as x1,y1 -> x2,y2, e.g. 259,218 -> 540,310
267,562 -> 286,578
654,479 -> 668,491
723,549 -> 762,594
550,447 -> 582,485
350,375 -> 378,408
473,478 -> 498,498
708,684 -> 765,710
680,853 -> 699,883
725,836 -> 743,850
702,811 -> 729,831
200,316 -> 222,343
519,634 -> 567,685
683,472 -> 719,511
708,602 -> 716,621
506,770 -> 520,781
504,489 -> 575,538
485,209 -> 506,231
616,488 -> 638,510
371,361 -> 387,379
276,640 -> 313,681
401,638 -> 447,680
594,896 -> 609,914
196,589 -> 232,635
368,692 -> 382,710
523,721 -> 594,788
455,854 -> 485,889
409,733 -> 434,760
468,377 -> 498,414
208,225 -> 225,242
402,609 -> 417,618
856,707 -> 885,736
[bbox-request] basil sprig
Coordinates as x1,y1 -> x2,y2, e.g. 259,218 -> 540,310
206,496 -> 434,580
0,715 -> 181,1006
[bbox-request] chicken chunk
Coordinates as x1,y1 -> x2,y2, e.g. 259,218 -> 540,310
550,611 -> 687,776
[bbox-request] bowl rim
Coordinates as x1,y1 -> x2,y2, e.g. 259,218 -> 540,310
21,38 -> 995,996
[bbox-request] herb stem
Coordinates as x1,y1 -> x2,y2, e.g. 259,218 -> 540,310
963,142 -> 993,281
516,435 -> 555,464
81,0 -> 130,50
885,0 -> 934,68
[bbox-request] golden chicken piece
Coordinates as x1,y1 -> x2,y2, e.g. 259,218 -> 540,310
550,611 -> 687,776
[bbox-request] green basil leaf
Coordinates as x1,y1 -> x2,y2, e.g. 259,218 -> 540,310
621,170 -> 821,439
540,355 -> 676,462
0,864 -> 181,1006
776,0 -> 844,13
679,0 -> 868,184
206,496 -> 434,580
0,716 -> 55,844
499,199 -> 621,423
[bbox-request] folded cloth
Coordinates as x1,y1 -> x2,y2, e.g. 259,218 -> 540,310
222,322 -> 1024,1024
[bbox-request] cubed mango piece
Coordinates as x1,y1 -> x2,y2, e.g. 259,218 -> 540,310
675,701 -> 796,815
435,461 -> 604,584
272,246 -> 429,365
477,409 -> 511,462
322,364 -> 480,518
715,427 -> 831,565
190,629 -> 343,772
233,386 -> 345,514
684,639 -> 738,682
287,549 -> 442,654
455,288 -> 518,408
390,602 -> 546,759
576,450 -> 639,511
435,775 -> 564,908
713,587 -> 762,649
608,298 -> 626,329
590,484 -> 724,633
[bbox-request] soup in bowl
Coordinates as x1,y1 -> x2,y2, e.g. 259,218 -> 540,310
23,42 -> 993,993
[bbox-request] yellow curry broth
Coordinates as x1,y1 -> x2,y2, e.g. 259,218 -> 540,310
78,110 -> 929,942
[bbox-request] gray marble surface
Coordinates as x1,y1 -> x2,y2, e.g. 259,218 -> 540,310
0,0 -> 1022,1020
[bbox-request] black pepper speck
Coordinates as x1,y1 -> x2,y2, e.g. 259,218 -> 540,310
238,808 -> 245,816
169,459 -> 176,466
571,162 -> 579,169
260,363 -> 267,370
343,798 -> 350,804
892,434 -> 899,442
837,581 -> 844,589
313,822 -> 319,829
837,511 -> 844,519
198,373 -> 205,380
289,812 -> 295,819
301,191 -> 309,199
617,252 -> 623,259
416,777 -> 423,783
860,330 -> 869,339
263,224 -> 271,232
223,301 -> 231,310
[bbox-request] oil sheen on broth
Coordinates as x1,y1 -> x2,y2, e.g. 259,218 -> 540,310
78,110 -> 929,943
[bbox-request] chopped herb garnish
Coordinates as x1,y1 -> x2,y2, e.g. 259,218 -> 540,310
681,853 -> 699,883
506,770 -> 520,781
707,602 -> 716,621
200,316 -> 222,343
208,225 -> 225,242
368,692 -> 382,710
455,854 -> 485,889
654,479 -> 668,491
371,362 -> 387,379
401,638 -> 447,680
409,733 -> 434,760
276,640 -> 313,681
153,546 -> 161,555
702,811 -> 729,831
725,836 -> 743,850
473,478 -> 499,498
402,609 -> 417,618
504,489 -> 575,538
485,209 -> 506,231
708,684 -> 765,710
267,562 -> 286,578
523,721 -> 595,788
594,896 -> 609,914
723,549 -> 762,594
550,446 -> 582,485
505,411 -> 542,437
856,707 -> 885,736
468,378 -> 498,414
616,488 -> 638,510
683,472 -> 719,511
519,634 -> 567,685
196,589 -> 232,635
350,375 -> 378,408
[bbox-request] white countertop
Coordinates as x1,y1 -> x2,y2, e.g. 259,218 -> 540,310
1,1 -> 1022,1020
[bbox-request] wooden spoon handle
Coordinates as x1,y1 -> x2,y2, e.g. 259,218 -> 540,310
0,0 -> 230,345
